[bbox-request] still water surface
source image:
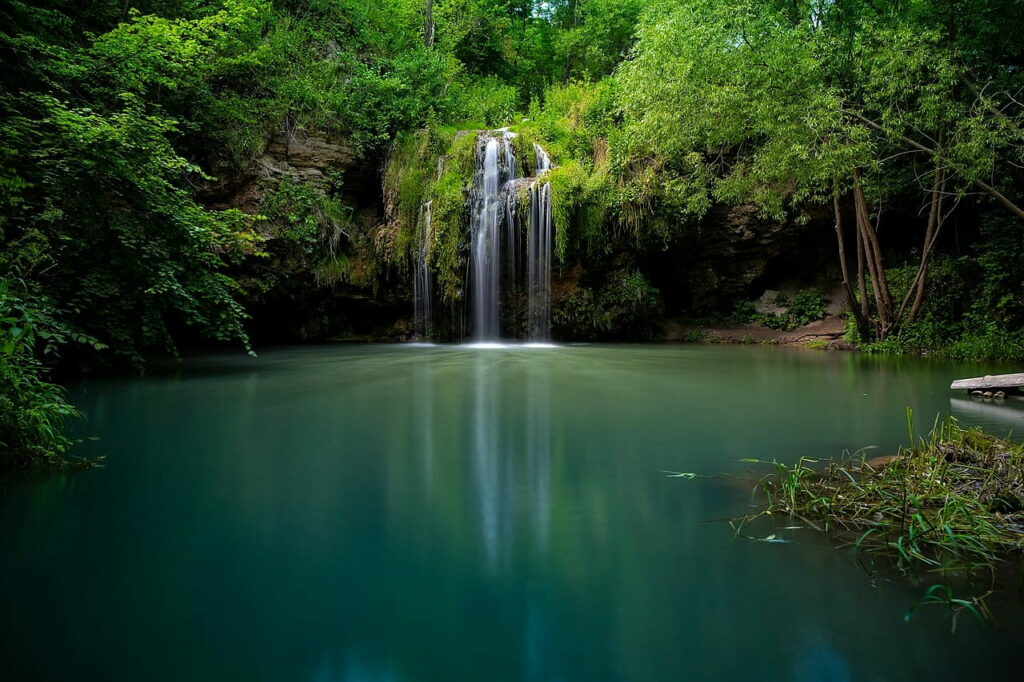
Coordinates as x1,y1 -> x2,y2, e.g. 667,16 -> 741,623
2,344 -> 1023,681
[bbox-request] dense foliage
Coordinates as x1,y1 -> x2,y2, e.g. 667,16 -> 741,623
0,278 -> 88,467
614,0 -> 1024,344
2,0 -> 1023,463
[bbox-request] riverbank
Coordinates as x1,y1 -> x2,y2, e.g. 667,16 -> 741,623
665,314 -> 852,349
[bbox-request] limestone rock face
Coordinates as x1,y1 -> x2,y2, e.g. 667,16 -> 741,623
756,289 -> 786,315
257,131 -> 357,181
681,203 -> 833,310
200,126 -> 407,343
203,128 -> 362,215
689,205 -> 792,299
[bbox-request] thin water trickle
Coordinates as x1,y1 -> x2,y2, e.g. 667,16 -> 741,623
414,200 -> 434,340
527,142 -> 554,340
534,143 -> 552,174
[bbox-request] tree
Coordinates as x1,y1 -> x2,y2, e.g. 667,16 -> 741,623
617,0 -> 1024,339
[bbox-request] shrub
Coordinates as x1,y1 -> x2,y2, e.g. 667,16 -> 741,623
0,282 -> 91,467
454,77 -> 520,127
685,329 -> 708,343
755,290 -> 826,331
553,268 -> 662,340
862,237 -> 1024,362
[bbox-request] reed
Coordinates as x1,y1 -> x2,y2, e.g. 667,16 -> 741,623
736,412 -> 1024,627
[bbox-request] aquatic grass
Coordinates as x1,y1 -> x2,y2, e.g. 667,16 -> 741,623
905,583 -> 987,633
737,414 -> 1024,622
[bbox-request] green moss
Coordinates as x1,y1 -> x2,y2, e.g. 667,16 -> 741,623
509,129 -> 538,178
547,162 -> 583,261
313,254 -> 352,287
383,132 -> 429,244
381,126 -> 483,304
383,127 -> 469,276
448,131 -> 480,180
428,170 -> 469,302
546,161 -> 612,262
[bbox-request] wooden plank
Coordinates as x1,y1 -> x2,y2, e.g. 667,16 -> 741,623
950,373 -> 1024,390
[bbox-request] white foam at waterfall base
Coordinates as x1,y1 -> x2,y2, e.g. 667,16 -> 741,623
462,341 -> 560,350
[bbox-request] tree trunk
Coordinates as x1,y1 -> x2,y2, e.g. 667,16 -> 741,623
856,213 -> 868,320
899,163 -> 947,326
853,174 -> 892,336
834,194 -> 868,335
424,0 -> 434,48
857,215 -> 885,336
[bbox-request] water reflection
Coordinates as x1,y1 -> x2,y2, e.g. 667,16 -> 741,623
413,353 -> 434,496
467,351 -> 554,570
526,361 -> 551,554
311,653 -> 399,682
793,636 -> 852,682
950,396 -> 1024,435
472,351 -> 502,569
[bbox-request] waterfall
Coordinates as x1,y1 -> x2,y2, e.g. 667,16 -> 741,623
413,200 -> 433,340
503,130 -> 520,303
527,145 -> 554,340
500,128 -> 517,180
470,132 -> 518,341
470,137 -> 502,340
456,130 -> 555,343
534,143 -> 552,173
527,183 -> 552,340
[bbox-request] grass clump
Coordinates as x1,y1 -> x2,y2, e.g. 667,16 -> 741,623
739,414 -> 1024,625
745,416 -> 1024,572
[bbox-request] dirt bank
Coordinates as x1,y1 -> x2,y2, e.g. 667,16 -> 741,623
665,314 -> 853,349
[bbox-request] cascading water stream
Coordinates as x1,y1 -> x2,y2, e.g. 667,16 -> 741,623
413,200 -> 433,340
502,130 -> 520,302
470,137 -> 502,340
500,128 -> 517,180
527,144 -> 554,340
470,132 -> 519,341
534,143 -> 551,174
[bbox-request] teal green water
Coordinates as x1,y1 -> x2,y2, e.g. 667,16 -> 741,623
2,345 -> 1023,681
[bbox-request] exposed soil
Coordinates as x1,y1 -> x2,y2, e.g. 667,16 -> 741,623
665,314 -> 853,349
